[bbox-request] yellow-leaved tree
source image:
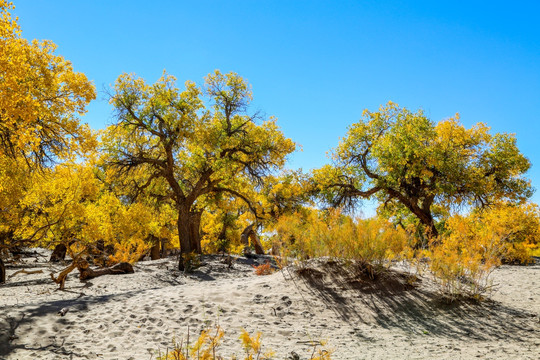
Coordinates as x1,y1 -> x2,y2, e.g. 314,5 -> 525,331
1,1 -> 95,282
104,70 -> 295,270
314,102 -> 533,240
0,1 -> 96,163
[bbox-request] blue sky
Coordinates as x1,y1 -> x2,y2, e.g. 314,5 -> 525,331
12,0 -> 540,208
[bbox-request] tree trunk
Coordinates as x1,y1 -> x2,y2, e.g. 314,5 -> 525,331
241,223 -> 265,255
189,210 -> 202,254
0,257 -> 5,284
415,209 -> 438,239
178,210 -> 193,271
160,238 -> 168,258
402,200 -> 439,241
150,235 -> 161,260
177,208 -> 204,270
50,244 -> 68,262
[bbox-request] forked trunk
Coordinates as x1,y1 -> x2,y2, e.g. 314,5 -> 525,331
241,223 -> 265,255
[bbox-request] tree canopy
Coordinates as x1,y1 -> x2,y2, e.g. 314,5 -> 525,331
104,70 -> 295,268
314,102 -> 533,238
0,0 -> 95,165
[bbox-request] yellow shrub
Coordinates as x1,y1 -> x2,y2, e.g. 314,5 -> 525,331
428,213 -> 505,300
476,202 -> 540,264
273,209 -> 409,266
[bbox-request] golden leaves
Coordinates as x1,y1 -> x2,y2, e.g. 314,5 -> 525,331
0,2 -> 96,162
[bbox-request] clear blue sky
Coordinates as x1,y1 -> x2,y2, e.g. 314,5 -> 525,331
13,0 -> 540,208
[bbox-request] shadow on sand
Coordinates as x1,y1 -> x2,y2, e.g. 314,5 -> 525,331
297,260 -> 538,343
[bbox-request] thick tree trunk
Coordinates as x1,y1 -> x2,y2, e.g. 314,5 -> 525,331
149,235 -> 161,260
0,257 -> 5,284
178,210 -> 193,271
414,209 -> 438,239
241,223 -> 265,255
189,210 -> 202,254
177,208 -> 203,270
50,244 -> 68,262
399,198 -> 439,241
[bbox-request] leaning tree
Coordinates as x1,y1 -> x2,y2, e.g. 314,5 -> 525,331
105,70 -> 295,269
315,101 -> 533,238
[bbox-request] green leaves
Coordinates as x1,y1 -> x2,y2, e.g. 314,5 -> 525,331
319,101 -> 533,237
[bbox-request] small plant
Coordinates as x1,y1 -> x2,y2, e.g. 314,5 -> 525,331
252,261 -> 274,276
239,329 -> 275,360
307,340 -> 333,360
182,252 -> 202,273
154,326 -> 335,360
156,325 -> 224,360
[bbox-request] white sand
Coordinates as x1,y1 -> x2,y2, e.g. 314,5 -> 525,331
1,250 -> 539,359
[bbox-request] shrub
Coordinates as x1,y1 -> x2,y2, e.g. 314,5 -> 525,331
273,209 -> 409,267
252,262 -> 274,276
427,215 -> 500,301
426,202 -> 540,301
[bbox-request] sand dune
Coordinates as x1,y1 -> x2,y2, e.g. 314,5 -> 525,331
1,250 -> 539,359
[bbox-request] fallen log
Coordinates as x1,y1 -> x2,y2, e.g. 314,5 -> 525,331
76,259 -> 134,281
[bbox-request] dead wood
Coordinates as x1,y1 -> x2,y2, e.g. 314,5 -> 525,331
50,260 -> 78,290
76,259 -> 134,281
8,269 -> 44,279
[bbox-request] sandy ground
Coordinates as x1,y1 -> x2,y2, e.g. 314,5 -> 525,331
0,249 -> 539,360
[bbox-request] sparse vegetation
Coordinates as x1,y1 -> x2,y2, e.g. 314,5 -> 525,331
154,326 -> 332,360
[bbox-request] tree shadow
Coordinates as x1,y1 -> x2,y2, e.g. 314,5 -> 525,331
0,288 -> 149,358
297,261 -> 538,343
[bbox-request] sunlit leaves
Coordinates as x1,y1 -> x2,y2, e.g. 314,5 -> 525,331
0,1 -> 96,164
318,101 -> 533,237
106,70 -> 295,255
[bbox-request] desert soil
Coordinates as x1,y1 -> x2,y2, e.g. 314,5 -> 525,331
0,249 -> 539,359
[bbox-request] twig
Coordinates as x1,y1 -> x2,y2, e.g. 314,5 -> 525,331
8,269 -> 44,279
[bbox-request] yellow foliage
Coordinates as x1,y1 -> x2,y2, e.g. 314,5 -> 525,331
156,326 -> 277,360
0,1 -> 96,162
425,202 -> 540,300
239,329 -> 274,360
428,217 -> 500,300
474,202 -> 540,263
157,326 -> 224,360
273,209 -> 409,266
108,238 -> 150,265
